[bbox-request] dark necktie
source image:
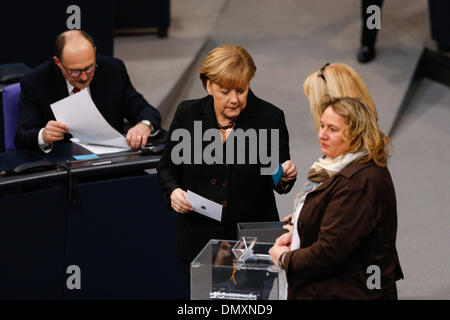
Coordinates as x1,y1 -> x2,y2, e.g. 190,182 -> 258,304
73,88 -> 80,94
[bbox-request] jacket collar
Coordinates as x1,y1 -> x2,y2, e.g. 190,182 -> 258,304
310,160 -> 374,194
240,89 -> 260,118
49,59 -> 71,102
87,57 -> 102,108
337,160 -> 373,178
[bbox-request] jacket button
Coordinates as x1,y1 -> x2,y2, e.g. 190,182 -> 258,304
221,201 -> 228,207
222,180 -> 228,187
211,178 -> 216,184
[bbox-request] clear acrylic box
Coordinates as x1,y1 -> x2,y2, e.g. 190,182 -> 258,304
191,237 -> 284,300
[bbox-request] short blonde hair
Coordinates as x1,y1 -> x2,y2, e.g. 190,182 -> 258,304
322,97 -> 390,167
303,62 -> 377,130
199,45 -> 256,90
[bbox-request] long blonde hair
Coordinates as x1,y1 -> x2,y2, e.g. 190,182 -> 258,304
304,62 -> 377,130
322,97 -> 390,167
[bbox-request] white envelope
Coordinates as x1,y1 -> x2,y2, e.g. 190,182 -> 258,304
186,190 -> 223,222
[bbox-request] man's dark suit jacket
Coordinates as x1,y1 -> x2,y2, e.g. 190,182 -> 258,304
14,55 -> 161,152
157,90 -> 296,271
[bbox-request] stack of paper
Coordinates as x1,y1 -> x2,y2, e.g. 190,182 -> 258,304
50,89 -> 130,154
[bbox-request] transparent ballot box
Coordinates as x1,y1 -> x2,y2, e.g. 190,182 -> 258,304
191,237 -> 283,300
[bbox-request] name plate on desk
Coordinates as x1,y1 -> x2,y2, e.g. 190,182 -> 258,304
73,154 -> 100,161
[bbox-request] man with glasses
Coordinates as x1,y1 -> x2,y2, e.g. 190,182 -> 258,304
15,30 -> 161,153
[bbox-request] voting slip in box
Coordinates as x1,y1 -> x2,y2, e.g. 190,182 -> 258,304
237,221 -> 288,243
191,237 -> 286,300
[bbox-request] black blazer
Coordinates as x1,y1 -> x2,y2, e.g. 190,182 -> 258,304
14,55 -> 161,152
157,90 -> 296,263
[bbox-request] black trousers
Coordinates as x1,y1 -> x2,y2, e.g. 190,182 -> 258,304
361,0 -> 384,47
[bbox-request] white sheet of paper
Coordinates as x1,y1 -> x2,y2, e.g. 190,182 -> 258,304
186,190 -> 223,222
71,138 -> 129,155
50,89 -> 130,149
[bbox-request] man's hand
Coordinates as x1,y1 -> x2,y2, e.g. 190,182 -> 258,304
126,122 -> 151,150
281,160 -> 297,182
43,121 -> 69,144
170,188 -> 194,214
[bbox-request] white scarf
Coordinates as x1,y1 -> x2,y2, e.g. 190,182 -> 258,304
290,151 -> 366,251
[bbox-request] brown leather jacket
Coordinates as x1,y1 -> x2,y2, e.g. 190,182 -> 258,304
282,160 -> 404,299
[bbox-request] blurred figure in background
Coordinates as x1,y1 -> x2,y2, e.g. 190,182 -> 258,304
303,62 -> 378,130
358,0 -> 384,63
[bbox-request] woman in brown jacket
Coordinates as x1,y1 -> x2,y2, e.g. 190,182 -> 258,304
269,94 -> 403,299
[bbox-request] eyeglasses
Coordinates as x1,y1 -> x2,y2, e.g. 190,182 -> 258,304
61,62 -> 97,78
317,62 -> 330,83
